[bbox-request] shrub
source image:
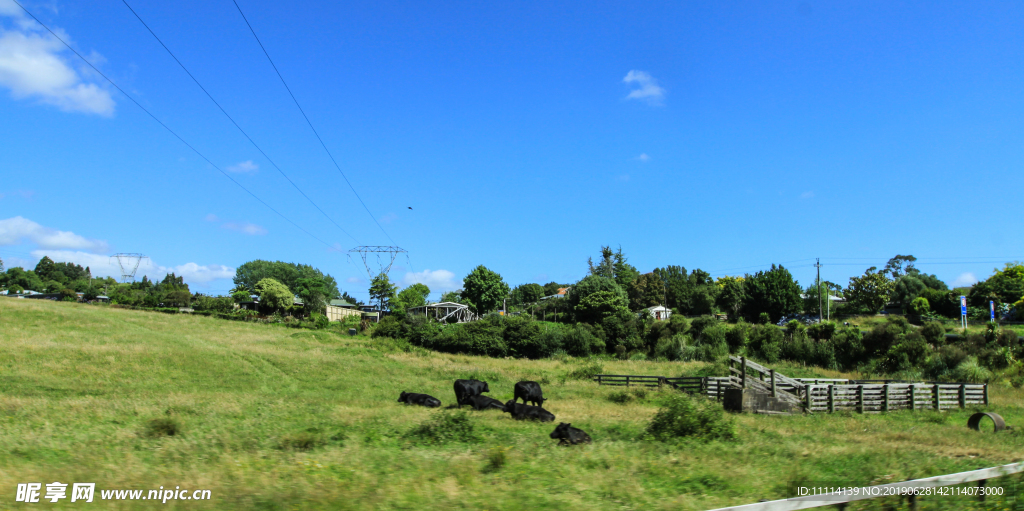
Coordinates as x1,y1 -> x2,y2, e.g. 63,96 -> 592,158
654,334 -> 685,361
806,321 -> 836,340
483,446 -> 511,473
563,362 -> 603,381
748,325 -> 783,363
503,315 -> 548,358
563,324 -> 605,357
881,332 -> 930,373
372,316 -> 404,339
409,410 -> 478,445
758,312 -> 771,324
920,321 -> 945,345
923,345 -> 969,381
145,417 -> 180,437
277,430 -> 326,451
725,321 -> 749,353
950,357 -> 993,383
689,316 -> 718,339
646,393 -> 736,442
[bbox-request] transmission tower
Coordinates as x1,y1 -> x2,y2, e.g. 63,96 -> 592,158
348,246 -> 408,280
110,253 -> 148,283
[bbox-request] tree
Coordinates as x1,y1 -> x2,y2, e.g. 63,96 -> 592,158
461,265 -> 510,314
742,264 -> 802,323
255,278 -> 293,312
588,246 -> 639,290
510,283 -> 544,306
369,273 -> 398,311
715,276 -> 746,319
628,272 -> 666,311
652,265 -> 718,316
883,254 -> 917,278
233,260 -> 342,300
568,274 -> 629,323
393,283 -> 431,313
845,267 -> 895,314
295,277 -> 329,314
340,291 -> 363,306
892,270 -> 947,312
34,256 -> 57,283
970,262 -> 1024,307
440,290 -> 462,303
0,256 -> 4,273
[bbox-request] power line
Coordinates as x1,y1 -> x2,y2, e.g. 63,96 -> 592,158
120,0 -> 358,244
10,0 -> 335,250
230,0 -> 397,245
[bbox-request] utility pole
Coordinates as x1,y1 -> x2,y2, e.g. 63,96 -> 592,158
815,258 -> 823,323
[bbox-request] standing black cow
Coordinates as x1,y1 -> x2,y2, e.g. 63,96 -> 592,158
502,400 -> 555,422
464,395 -> 507,411
550,422 -> 591,445
513,381 -> 546,406
397,391 -> 441,408
453,379 -> 490,406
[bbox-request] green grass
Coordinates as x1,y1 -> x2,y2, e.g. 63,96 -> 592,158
2,300 -> 1024,510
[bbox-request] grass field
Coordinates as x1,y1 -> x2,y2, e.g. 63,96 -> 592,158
2,299 -> 1024,510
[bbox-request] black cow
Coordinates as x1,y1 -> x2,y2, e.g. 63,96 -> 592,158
397,391 -> 441,408
453,379 -> 490,406
513,381 -> 546,406
502,400 -> 555,422
464,395 -> 507,411
550,422 -> 591,445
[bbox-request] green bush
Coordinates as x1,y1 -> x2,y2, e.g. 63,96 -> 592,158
563,362 -> 603,381
725,322 -> 749,353
646,393 -> 736,442
950,357 -> 993,383
654,334 -> 685,361
881,332 -> 929,373
409,410 -> 479,445
563,324 -> 605,357
748,325 -> 783,363
920,321 -> 945,345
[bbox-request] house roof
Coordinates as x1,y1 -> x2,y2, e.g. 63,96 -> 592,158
329,299 -> 356,307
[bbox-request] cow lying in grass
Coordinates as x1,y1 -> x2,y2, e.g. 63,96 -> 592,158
464,395 -> 506,411
397,391 -> 441,408
550,422 -> 591,445
502,400 -> 555,422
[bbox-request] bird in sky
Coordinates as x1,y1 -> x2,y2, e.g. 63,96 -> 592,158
408,207 -> 413,210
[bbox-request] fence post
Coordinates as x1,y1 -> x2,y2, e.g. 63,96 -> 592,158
597,375 -> 602,385
741,356 -> 747,389
805,385 -> 812,411
959,384 -> 966,409
983,384 -> 989,406
910,385 -> 916,412
933,384 -> 940,411
883,384 -> 890,413
857,385 -> 864,414
626,375 -> 630,387
978,479 -> 987,502
770,369 -> 777,398
828,385 -> 834,413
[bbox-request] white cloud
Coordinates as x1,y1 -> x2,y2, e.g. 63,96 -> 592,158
400,269 -> 460,292
952,272 -> 978,288
31,250 -> 234,285
623,70 -> 665,105
0,9 -> 115,116
0,216 -> 108,252
635,153 -> 650,162
226,160 -> 258,173
800,191 -> 815,199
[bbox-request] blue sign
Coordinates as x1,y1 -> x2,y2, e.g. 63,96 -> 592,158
991,301 -> 996,321
960,296 -> 967,316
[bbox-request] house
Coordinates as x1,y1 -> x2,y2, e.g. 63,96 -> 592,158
643,305 -> 672,321
541,287 -> 571,300
325,299 -> 361,322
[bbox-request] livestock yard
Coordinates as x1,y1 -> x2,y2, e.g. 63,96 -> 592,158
2,299 -> 1023,510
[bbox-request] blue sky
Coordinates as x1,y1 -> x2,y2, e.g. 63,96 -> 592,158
1,0 -> 1022,302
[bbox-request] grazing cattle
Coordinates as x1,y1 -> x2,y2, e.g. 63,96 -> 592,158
502,400 -> 555,422
397,391 -> 441,408
513,381 -> 546,406
550,422 -> 592,445
464,395 -> 507,412
453,379 -> 490,406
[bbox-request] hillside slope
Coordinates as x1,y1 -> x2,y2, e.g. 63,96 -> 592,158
1,299 -> 1022,510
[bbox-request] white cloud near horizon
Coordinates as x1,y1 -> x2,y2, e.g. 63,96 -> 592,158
623,70 -> 665,105
30,250 -> 235,285
952,272 -> 978,288
400,269 -> 460,293
226,160 -> 258,173
0,216 -> 108,252
0,4 -> 115,115
635,153 -> 650,162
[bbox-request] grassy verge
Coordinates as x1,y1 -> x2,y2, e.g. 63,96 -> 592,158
2,299 -> 1023,510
